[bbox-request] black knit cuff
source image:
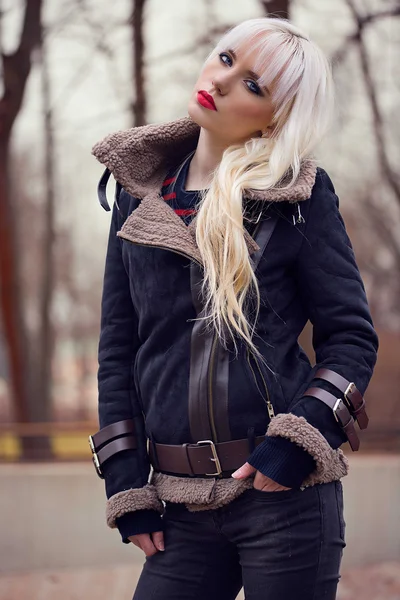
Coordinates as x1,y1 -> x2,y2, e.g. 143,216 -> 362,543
116,509 -> 164,544
247,435 -> 317,488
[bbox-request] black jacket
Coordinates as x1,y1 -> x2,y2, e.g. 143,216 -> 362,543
92,117 -> 379,542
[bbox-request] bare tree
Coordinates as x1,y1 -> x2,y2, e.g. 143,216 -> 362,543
260,0 -> 290,19
331,1 -> 400,326
0,1 -> 43,453
341,0 -> 400,206
29,8 -> 57,457
131,0 -> 148,126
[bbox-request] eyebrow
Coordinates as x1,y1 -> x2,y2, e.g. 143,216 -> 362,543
230,49 -> 260,80
228,49 -> 269,94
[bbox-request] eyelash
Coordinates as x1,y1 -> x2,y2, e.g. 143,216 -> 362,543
218,52 -> 262,96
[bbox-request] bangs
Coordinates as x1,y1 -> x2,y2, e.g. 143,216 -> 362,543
209,20 -> 307,117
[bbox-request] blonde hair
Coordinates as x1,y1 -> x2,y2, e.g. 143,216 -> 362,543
179,18 -> 334,369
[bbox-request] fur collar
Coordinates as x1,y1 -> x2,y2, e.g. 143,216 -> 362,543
92,116 -> 318,262
92,115 -> 317,202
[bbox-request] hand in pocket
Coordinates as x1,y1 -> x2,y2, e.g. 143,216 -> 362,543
231,462 -> 291,492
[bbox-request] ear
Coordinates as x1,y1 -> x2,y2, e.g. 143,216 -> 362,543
261,125 -> 274,138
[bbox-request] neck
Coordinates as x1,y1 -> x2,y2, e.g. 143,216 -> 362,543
185,128 -> 230,190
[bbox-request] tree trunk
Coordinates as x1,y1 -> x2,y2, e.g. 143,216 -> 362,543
131,0 -> 148,126
0,0 -> 45,458
26,16 -> 57,459
0,140 -> 30,426
260,0 -> 290,19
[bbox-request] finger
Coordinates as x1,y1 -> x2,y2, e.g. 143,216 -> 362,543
139,534 -> 159,557
254,473 -> 274,491
254,472 -> 290,491
254,471 -> 267,489
152,531 -> 165,551
231,462 -> 256,479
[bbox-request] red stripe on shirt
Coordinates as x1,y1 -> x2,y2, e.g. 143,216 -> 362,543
163,192 -> 176,201
162,177 -> 176,187
175,209 -> 197,216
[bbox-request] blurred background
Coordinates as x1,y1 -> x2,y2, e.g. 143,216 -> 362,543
0,0 -> 399,598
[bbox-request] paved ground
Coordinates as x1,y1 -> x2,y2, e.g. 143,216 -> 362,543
0,561 -> 399,600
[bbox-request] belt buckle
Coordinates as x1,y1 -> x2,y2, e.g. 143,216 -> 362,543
332,398 -> 342,423
344,382 -> 356,408
332,398 -> 353,428
88,435 -> 104,479
196,440 -> 223,476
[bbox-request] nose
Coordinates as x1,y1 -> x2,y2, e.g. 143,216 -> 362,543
211,76 -> 228,95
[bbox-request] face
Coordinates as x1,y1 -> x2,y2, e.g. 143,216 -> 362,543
188,39 -> 276,145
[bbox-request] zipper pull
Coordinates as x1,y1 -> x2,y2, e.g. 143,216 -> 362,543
266,401 -> 275,420
292,203 -> 305,226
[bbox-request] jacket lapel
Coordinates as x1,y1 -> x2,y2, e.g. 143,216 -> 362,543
116,192 -> 261,266
117,192 -> 204,265
93,116 -> 318,265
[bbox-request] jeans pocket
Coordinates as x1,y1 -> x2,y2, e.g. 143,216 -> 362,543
246,486 -> 299,502
334,480 -> 346,542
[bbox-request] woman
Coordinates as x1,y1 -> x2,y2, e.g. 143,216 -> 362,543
90,17 -> 378,600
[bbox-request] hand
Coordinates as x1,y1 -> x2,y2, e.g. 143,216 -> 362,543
231,462 -> 291,492
128,531 -> 164,556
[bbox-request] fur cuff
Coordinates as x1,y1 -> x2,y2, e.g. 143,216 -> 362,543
106,484 -> 164,529
152,472 -> 254,512
267,413 -> 349,487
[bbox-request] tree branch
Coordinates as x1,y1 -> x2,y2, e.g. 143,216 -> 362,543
332,6 -> 400,67
346,0 -> 400,204
148,25 -> 236,64
0,0 -> 43,137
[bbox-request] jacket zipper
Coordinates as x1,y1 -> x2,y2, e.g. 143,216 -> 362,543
246,347 -> 275,420
245,216 -> 275,419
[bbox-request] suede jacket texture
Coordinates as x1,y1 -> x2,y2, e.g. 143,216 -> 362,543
92,116 -> 379,544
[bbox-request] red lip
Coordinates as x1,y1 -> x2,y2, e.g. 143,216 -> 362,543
197,90 -> 217,111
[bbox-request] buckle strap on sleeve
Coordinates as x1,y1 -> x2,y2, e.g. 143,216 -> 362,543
303,386 -> 360,451
314,368 -> 369,430
88,419 -> 137,479
89,419 -> 136,451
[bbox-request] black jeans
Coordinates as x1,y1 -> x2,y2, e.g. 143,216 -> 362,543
133,480 -> 346,600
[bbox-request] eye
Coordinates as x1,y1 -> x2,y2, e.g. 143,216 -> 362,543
218,52 -> 263,96
219,52 -> 232,66
245,80 -> 262,96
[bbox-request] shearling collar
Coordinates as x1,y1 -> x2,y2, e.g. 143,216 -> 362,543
92,116 -> 318,263
92,115 -> 317,202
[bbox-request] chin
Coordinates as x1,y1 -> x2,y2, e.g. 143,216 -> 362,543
187,100 -> 205,125
187,100 -> 217,133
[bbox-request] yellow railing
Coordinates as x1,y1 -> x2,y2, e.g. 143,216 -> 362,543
0,422 -> 98,460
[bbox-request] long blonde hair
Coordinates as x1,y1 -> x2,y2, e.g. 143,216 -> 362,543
180,18 -> 334,367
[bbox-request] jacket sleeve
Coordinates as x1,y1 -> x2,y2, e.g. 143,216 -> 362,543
97,199 -> 164,542
247,168 -> 379,488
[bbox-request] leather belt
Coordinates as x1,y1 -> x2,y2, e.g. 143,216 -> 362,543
303,387 -> 360,451
149,436 -> 266,477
